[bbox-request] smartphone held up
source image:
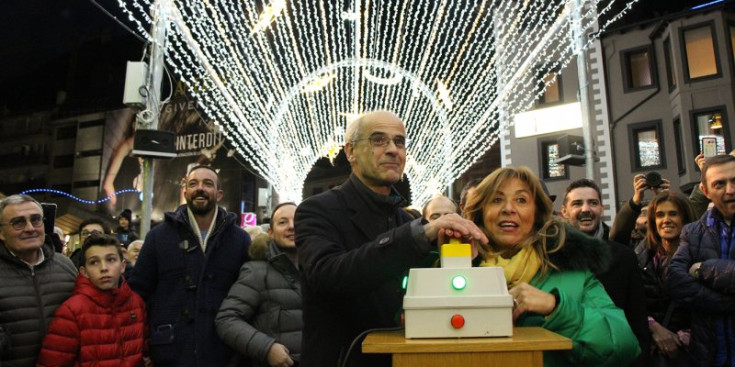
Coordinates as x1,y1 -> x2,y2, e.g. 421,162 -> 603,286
701,137 -> 718,158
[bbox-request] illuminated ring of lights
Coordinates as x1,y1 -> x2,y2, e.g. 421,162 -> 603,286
363,67 -> 403,86
270,58 -> 453,193
272,58 -> 449,133
19,189 -> 142,205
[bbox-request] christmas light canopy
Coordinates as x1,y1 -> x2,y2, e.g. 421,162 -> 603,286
116,0 -> 637,205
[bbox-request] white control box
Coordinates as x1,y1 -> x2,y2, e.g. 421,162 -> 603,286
403,241 -> 513,338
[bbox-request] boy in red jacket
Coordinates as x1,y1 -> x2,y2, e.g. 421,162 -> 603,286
37,234 -> 149,367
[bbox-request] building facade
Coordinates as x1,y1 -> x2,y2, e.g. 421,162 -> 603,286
504,3 -> 735,220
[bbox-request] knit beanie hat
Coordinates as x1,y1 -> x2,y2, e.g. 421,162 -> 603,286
119,209 -> 132,222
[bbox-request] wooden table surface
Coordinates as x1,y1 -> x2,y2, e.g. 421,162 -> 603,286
362,327 -> 572,354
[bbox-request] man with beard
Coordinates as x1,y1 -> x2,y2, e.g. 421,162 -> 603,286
129,165 -> 251,367
217,202 -> 302,367
561,178 -> 650,366
295,110 -> 488,367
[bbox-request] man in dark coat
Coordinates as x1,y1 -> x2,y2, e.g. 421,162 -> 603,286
295,110 -> 488,367
667,154 -> 735,367
0,194 -> 77,367
129,165 -> 251,367
561,179 -> 650,366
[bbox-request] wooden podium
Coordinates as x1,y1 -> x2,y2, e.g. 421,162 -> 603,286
362,327 -> 571,367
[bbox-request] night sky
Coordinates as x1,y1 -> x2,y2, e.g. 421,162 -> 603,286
0,0 -> 710,115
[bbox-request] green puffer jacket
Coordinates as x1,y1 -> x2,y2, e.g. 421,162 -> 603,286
515,225 -> 641,367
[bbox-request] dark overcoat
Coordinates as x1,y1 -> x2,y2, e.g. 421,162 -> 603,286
596,224 -> 651,366
129,205 -> 251,367
295,176 -> 434,367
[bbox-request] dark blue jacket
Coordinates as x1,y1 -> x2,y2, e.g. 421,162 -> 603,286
129,205 -> 251,367
295,175 -> 434,367
667,209 -> 735,367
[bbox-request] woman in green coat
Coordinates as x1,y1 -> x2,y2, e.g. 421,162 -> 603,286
462,166 -> 640,367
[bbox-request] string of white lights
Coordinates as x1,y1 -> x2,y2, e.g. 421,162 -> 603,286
117,0 -> 638,205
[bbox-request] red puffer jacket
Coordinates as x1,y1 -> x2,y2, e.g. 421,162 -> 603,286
36,274 -> 148,367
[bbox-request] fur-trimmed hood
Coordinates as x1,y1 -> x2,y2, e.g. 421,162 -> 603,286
248,233 -> 271,260
546,223 -> 611,275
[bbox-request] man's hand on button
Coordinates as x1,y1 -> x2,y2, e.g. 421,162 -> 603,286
423,213 -> 488,256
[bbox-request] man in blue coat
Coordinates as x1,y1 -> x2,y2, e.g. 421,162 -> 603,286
129,165 -> 251,367
295,110 -> 488,367
667,154 -> 735,367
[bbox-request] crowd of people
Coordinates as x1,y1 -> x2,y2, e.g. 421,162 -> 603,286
0,110 -> 734,367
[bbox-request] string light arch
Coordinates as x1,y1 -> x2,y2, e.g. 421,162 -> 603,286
116,0 -> 638,205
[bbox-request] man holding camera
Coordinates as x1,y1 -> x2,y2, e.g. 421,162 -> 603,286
610,172 -> 669,246
0,195 -> 77,367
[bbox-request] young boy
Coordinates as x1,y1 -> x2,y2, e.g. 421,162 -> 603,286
36,233 -> 149,367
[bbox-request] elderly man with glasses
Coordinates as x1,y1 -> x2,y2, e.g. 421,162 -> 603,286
0,194 -> 76,367
295,110 -> 488,367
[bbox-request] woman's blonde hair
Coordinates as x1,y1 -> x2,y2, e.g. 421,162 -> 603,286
463,166 -> 566,277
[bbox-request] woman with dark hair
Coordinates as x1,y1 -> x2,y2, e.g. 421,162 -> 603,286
463,166 -> 639,367
634,192 -> 696,366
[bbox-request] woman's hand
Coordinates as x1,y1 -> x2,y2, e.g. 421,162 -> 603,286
508,282 -> 557,321
266,342 -> 294,367
652,178 -> 671,195
650,321 -> 682,358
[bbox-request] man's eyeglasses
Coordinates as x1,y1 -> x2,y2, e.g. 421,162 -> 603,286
81,230 -> 103,238
0,214 -> 44,231
352,133 -> 410,149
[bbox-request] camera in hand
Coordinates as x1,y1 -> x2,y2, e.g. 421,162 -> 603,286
645,171 -> 662,189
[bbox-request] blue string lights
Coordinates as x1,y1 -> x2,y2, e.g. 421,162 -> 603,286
19,188 -> 142,205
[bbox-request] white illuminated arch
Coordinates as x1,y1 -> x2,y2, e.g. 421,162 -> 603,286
116,0 -> 639,205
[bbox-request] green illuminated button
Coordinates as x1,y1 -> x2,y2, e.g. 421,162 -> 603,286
452,275 -> 467,290
402,275 -> 409,290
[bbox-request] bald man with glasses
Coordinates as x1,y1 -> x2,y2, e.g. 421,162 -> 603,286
0,195 -> 76,367
295,110 -> 488,367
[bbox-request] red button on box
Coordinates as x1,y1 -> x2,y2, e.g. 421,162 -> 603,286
450,314 -> 465,329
